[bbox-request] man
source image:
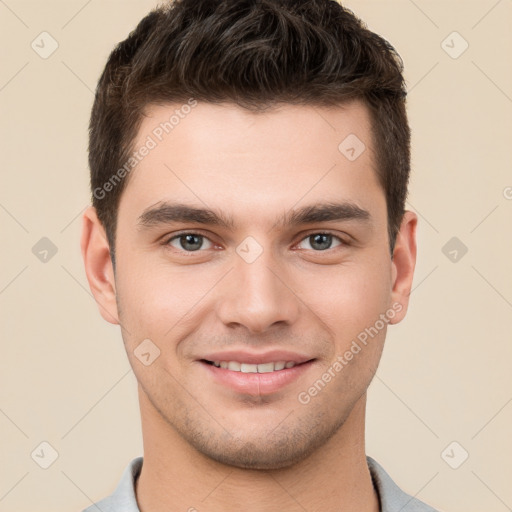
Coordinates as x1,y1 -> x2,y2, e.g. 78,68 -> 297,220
81,0 -> 439,510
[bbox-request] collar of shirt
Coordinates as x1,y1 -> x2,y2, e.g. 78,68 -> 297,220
82,455 -> 439,512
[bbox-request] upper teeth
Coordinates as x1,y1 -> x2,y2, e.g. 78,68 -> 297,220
211,361 -> 296,373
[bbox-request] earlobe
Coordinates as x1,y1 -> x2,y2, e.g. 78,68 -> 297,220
80,206 -> 120,325
389,210 -> 417,325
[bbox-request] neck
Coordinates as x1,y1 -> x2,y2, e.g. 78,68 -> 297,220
135,390 -> 379,512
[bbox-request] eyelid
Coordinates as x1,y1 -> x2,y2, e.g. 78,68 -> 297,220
163,230 -> 218,252
162,229 -> 351,253
293,230 -> 349,250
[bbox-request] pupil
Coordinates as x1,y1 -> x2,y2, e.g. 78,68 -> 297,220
311,234 -> 331,250
181,234 -> 202,251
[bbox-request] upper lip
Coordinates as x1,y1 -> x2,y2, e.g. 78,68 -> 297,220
200,350 -> 315,365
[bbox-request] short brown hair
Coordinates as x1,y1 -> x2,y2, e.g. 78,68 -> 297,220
89,0 -> 410,264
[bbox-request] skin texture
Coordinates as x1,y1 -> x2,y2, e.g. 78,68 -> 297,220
81,100 -> 417,512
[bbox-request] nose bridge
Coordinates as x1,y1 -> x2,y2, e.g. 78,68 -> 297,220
216,243 -> 300,333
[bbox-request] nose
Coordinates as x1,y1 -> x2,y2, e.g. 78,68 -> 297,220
215,248 -> 301,334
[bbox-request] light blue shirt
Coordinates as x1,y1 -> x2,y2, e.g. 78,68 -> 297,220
82,456 -> 439,511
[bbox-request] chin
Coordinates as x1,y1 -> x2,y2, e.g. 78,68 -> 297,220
186,415 -> 347,471
201,440 -> 314,470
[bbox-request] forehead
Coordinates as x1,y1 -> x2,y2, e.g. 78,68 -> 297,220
119,100 -> 384,228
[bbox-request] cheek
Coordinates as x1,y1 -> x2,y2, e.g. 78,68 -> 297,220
297,256 -> 393,338
115,255 -> 191,328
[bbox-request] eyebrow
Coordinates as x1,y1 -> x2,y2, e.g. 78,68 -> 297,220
278,201 -> 371,229
137,201 -> 371,231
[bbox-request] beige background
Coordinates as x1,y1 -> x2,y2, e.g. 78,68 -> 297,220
1,1 -> 511,511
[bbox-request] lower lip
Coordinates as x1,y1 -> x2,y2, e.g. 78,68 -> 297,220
200,360 -> 314,395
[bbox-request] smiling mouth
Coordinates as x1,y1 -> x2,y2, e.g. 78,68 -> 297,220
201,359 -> 314,373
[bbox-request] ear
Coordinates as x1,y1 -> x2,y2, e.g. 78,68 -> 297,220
389,210 -> 417,324
80,206 -> 120,324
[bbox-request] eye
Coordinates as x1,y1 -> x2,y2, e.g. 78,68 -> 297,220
296,232 -> 344,251
167,233 -> 214,252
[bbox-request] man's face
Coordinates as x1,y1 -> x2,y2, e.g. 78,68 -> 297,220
88,100 -> 415,470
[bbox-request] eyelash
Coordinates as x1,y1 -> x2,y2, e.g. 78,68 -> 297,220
162,230 -> 349,254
